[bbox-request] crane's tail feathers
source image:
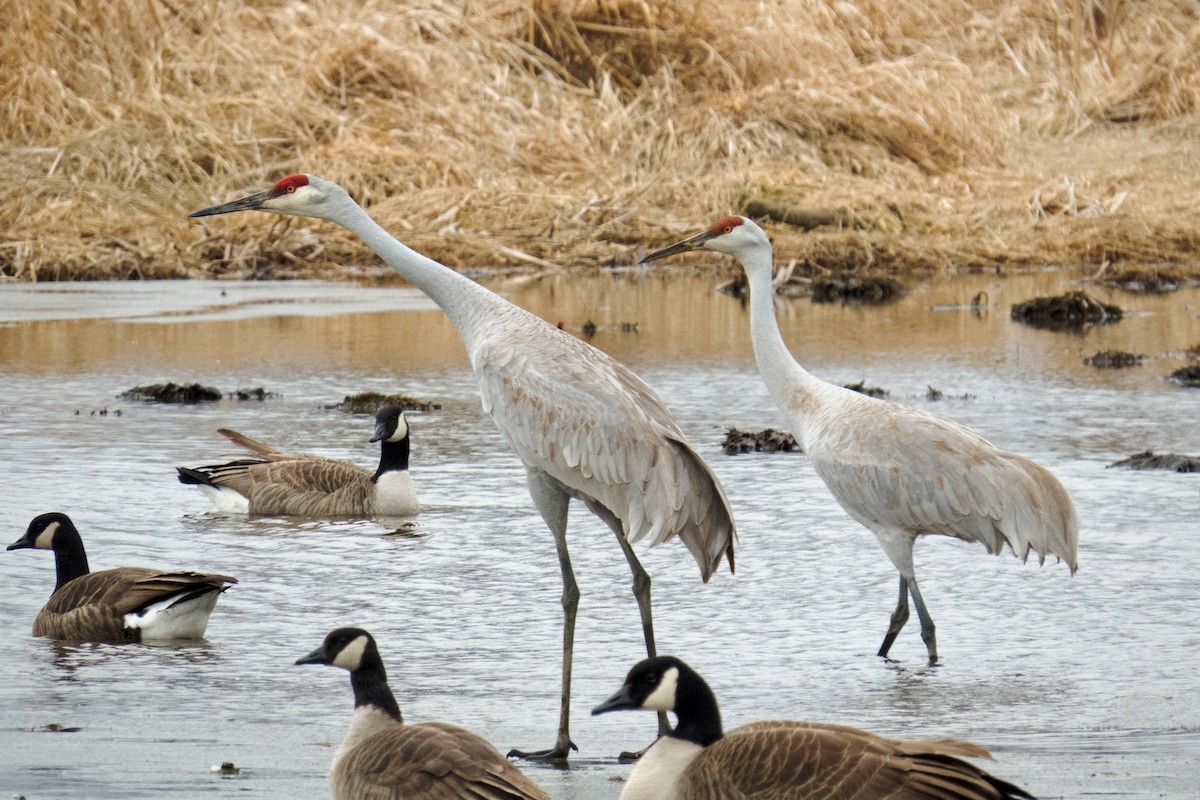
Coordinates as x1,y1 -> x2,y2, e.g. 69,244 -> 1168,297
987,456 -> 1078,574
664,438 -> 737,582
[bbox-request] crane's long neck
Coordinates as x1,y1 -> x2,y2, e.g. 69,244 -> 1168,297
329,201 -> 500,345
743,248 -> 826,438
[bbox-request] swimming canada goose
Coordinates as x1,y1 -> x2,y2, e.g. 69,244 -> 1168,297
593,656 -> 1035,800
296,627 -> 549,800
7,512 -> 237,642
177,404 -> 419,517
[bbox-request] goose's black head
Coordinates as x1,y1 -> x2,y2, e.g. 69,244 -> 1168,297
8,512 -> 76,552
593,655 -> 693,714
593,655 -> 724,746
296,627 -> 379,672
369,405 -> 408,444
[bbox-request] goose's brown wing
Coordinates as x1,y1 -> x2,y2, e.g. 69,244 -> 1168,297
681,721 -> 1032,800
333,722 -> 548,800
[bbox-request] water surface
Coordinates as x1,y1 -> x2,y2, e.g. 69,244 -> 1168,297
1,272 -> 1197,798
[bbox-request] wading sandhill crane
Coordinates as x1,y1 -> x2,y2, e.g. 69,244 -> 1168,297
593,655 -> 1036,800
642,216 -> 1077,666
190,175 -> 736,760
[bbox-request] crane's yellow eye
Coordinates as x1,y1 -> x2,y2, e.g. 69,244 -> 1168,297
722,225 -> 732,234
286,185 -> 296,193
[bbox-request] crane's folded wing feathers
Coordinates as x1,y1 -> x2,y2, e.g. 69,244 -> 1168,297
475,334 -> 735,580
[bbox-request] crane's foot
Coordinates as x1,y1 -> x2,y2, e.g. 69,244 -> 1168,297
618,735 -> 664,763
507,741 -> 578,763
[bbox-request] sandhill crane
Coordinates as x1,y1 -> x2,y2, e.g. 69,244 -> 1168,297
190,175 -> 736,759
593,655 -> 1036,800
642,216 -> 1077,666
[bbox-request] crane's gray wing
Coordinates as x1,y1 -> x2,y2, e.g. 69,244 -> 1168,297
332,722 -> 548,800
807,402 -> 1077,570
474,333 -> 736,580
683,721 -> 1028,800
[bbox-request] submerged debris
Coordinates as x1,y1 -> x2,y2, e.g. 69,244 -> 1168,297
1167,365 -> 1200,387
232,387 -> 277,401
924,385 -> 975,401
1098,268 -> 1188,294
1010,290 -> 1123,331
1109,450 -> 1200,473
1083,350 -> 1147,369
336,392 -> 441,414
31,723 -> 82,733
120,382 -> 222,403
722,427 -> 801,455
811,275 -> 908,305
843,380 -> 889,399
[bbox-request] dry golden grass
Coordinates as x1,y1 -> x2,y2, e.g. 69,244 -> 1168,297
3,0 -> 1199,280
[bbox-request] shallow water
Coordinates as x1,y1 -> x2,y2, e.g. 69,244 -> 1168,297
1,271 -> 1197,799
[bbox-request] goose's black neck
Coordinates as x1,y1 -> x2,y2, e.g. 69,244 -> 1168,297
350,651 -> 403,722
669,665 -> 724,747
51,522 -> 91,589
372,436 -> 409,483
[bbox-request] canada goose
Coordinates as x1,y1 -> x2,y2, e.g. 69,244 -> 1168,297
593,656 -> 1035,800
7,512 -> 237,642
295,627 -> 549,800
177,404 -> 419,517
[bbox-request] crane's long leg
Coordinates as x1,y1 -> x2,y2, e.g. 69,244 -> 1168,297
877,575 -> 910,662
907,576 -> 938,665
586,500 -> 670,758
508,469 -> 579,762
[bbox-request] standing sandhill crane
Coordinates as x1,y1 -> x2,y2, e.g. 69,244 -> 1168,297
190,175 -> 736,760
642,216 -> 1077,666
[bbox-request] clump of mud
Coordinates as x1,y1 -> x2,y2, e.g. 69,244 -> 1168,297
120,382 -> 222,403
1098,268 -> 1188,294
722,427 -> 801,455
1084,350 -> 1146,369
1010,290 -> 1123,331
1167,365 -> 1200,387
843,380 -> 889,398
811,275 -> 908,305
1109,450 -> 1200,473
336,392 -> 441,414
233,387 -> 277,401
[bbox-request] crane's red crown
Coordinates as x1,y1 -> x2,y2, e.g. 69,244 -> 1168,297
271,174 -> 309,196
709,216 -> 744,236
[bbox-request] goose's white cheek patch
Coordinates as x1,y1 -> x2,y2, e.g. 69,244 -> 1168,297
35,521 -> 60,550
643,666 -> 679,712
333,635 -> 369,670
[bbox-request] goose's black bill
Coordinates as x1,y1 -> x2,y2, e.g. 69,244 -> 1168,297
592,683 -> 637,715
295,644 -> 330,666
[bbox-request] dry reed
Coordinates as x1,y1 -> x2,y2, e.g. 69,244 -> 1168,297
3,0 -> 1199,281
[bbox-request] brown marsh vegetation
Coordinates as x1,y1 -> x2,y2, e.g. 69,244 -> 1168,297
4,0 -> 1200,281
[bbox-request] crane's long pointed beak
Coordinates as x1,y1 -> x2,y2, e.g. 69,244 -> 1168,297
639,230 -> 714,264
190,190 -> 274,219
